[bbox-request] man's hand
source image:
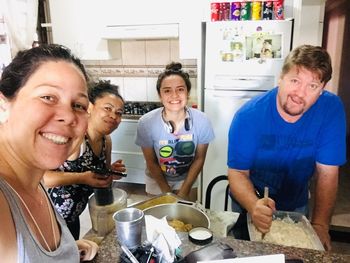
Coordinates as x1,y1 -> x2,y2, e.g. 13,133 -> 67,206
251,197 -> 275,234
312,223 -> 331,251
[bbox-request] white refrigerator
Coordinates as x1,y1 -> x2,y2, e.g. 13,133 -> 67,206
201,19 -> 293,211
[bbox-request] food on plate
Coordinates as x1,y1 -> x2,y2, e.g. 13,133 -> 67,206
257,216 -> 315,249
134,195 -> 178,210
168,219 -> 193,232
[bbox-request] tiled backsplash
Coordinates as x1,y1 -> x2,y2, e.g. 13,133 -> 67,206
82,39 -> 198,104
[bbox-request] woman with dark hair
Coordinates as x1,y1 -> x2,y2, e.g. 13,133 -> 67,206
135,62 -> 214,201
43,80 -> 126,240
0,44 -> 98,262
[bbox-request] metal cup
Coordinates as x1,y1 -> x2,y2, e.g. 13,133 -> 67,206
113,207 -> 144,249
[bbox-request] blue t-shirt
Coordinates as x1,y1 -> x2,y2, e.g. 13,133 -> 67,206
227,88 -> 346,210
135,107 -> 215,182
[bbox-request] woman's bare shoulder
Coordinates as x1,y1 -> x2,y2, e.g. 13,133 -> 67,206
0,189 -> 17,261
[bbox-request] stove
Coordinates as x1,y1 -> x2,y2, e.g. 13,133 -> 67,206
123,101 -> 162,117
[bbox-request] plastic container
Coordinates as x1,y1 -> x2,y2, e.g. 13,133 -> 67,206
188,227 -> 213,245
89,188 -> 127,236
247,211 -> 324,251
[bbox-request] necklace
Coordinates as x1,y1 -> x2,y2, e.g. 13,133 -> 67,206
6,182 -> 57,252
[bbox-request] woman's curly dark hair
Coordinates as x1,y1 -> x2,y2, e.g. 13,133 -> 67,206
156,62 -> 191,95
88,80 -> 124,105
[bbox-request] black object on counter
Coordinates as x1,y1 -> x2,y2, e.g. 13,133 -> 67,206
123,101 -> 162,116
93,186 -> 114,206
90,166 -> 126,206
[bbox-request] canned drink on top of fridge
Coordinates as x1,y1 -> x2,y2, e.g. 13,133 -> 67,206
211,2 -> 220,21
262,1 -> 273,20
230,2 -> 241,21
251,1 -> 262,20
273,0 -> 284,20
220,2 -> 231,21
240,2 -> 251,21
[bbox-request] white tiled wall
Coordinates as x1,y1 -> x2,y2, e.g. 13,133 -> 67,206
121,41 -> 146,65
170,39 -> 180,62
146,77 -> 159,101
83,38 -> 197,103
123,77 -> 148,101
145,40 -> 171,65
100,77 -> 125,97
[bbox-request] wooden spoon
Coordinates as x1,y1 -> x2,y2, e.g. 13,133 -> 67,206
261,186 -> 269,240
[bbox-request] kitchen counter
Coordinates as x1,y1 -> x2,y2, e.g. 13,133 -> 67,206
85,228 -> 350,263
84,194 -> 350,262
83,193 -> 350,262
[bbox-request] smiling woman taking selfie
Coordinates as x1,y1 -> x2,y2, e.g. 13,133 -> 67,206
135,62 -> 214,201
0,44 -> 98,262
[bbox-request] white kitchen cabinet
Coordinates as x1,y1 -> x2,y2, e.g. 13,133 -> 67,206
49,0 -> 113,59
48,0 -> 205,60
110,119 -> 146,184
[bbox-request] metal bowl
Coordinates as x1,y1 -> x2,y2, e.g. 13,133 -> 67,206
143,203 -> 210,229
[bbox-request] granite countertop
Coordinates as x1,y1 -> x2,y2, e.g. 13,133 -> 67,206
85,228 -> 350,263
84,194 -> 350,262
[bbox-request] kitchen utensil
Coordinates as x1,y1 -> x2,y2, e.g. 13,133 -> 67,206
145,246 -> 154,263
90,167 -> 126,206
121,245 -> 140,263
89,188 -> 127,236
261,186 -> 269,240
143,203 -> 210,230
114,208 -> 144,249
93,186 -> 114,206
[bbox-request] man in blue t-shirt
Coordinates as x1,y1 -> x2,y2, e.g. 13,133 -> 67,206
227,45 -> 346,251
